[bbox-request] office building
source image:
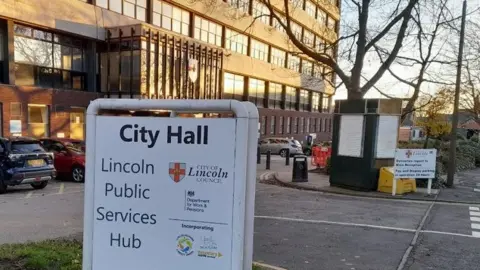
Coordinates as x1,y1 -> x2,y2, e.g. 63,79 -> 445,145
0,0 -> 339,141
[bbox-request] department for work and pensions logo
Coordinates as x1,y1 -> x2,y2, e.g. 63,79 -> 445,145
169,162 -> 186,183
177,235 -> 194,256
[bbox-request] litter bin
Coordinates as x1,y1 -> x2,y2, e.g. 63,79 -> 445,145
292,155 -> 308,182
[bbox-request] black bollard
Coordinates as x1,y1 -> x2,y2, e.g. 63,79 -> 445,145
257,146 -> 261,164
285,149 -> 290,166
266,150 -> 271,170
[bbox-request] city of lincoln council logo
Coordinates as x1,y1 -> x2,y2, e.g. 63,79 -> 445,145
169,162 -> 186,183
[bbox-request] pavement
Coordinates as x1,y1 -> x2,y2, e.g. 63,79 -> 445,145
0,157 -> 480,269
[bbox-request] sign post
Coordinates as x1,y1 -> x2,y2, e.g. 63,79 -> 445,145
394,149 -> 437,196
83,99 -> 258,270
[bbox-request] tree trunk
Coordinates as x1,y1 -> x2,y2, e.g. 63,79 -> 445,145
423,136 -> 429,149
347,90 -> 364,100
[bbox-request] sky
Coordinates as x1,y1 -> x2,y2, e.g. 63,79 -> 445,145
334,0 -> 480,100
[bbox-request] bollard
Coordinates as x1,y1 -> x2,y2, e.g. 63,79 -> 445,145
257,146 -> 261,164
266,150 -> 271,170
285,148 -> 290,166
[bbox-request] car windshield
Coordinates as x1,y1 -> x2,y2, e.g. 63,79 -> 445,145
292,140 -> 302,146
64,142 -> 84,154
11,142 -> 45,154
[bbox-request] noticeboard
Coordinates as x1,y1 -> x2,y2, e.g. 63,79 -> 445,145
394,149 -> 437,178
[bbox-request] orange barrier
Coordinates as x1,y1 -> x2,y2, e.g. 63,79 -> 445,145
312,145 -> 332,168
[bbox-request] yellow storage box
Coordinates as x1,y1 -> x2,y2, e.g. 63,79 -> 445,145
377,167 -> 416,194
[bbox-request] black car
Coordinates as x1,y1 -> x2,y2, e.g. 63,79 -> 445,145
0,137 -> 56,194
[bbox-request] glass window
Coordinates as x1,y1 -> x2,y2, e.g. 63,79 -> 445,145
306,118 -> 310,133
153,1 -> 190,36
316,36 -> 325,53
327,16 -> 336,30
303,30 -> 314,48
313,64 -> 323,78
273,15 -> 286,34
322,94 -> 331,113
96,0 -> 108,8
293,117 -> 298,134
290,0 -> 303,9
286,117 -> 291,133
14,24 -> 86,90
261,116 -> 267,135
270,116 -> 276,134
225,29 -> 248,55
28,105 -> 49,138
223,73 -> 244,100
228,0 -> 249,14
300,117 -> 304,133
305,1 -> 316,18
326,44 -> 335,57
287,54 -> 300,72
279,116 -> 284,134
312,92 -> 320,111
299,89 -> 310,111
109,0 -> 122,14
252,1 -> 271,25
250,39 -> 268,62
249,78 -> 265,107
269,82 -> 283,109
270,47 -> 286,67
317,9 -> 327,26
285,86 -> 297,110
194,16 -> 222,46
301,60 -> 313,76
291,22 -> 302,40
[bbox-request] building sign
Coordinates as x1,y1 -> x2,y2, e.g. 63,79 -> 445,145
88,116 -> 238,269
188,58 -> 198,83
394,149 -> 437,178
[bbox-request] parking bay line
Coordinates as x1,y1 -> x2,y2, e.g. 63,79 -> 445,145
256,216 -> 480,239
57,183 -> 65,194
24,191 -> 33,199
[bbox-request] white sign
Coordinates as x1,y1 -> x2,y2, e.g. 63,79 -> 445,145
338,115 -> 364,157
83,99 -> 256,270
394,149 -> 437,178
375,115 -> 399,158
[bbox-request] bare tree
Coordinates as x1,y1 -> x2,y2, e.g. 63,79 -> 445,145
259,0 -> 421,99
374,0 -> 458,122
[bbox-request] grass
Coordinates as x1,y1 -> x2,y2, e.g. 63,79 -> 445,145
0,239 -> 82,270
0,240 -> 266,270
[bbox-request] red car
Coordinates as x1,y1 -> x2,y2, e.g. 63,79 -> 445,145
39,138 -> 85,182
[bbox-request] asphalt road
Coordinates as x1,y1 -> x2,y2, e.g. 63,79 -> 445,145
0,175 -> 479,269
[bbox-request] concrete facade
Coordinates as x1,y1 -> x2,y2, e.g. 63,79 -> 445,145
0,0 -> 338,142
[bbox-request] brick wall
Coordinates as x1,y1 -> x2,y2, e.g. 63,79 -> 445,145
0,84 -> 100,137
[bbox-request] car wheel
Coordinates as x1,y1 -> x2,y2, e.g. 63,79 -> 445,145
71,166 -> 85,183
279,149 -> 288,158
31,181 -> 48,190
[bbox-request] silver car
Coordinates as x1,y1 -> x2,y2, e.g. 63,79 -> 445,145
258,137 -> 304,157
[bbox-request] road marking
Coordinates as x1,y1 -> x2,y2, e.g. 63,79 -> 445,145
253,262 -> 287,270
472,223 -> 480,230
58,183 -> 65,194
24,191 -> 33,199
470,211 -> 480,217
470,207 -> 480,211
255,215 -> 417,233
474,188 -> 480,192
473,231 -> 480,238
422,230 -> 480,239
471,217 -> 480,222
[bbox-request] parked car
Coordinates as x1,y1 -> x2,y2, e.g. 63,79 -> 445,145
258,137 -> 304,157
40,138 -> 85,183
0,137 -> 56,194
